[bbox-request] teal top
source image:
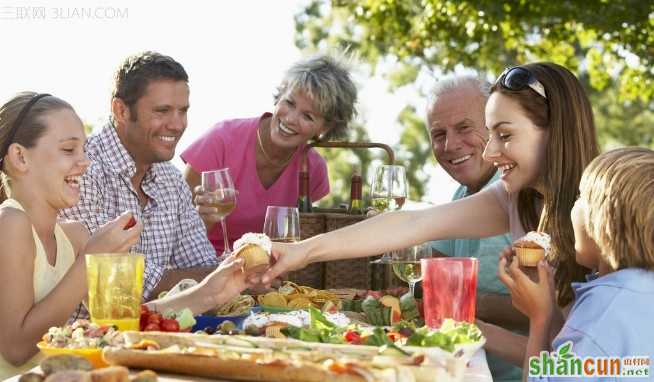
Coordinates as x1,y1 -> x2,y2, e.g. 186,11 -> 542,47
430,171 -> 521,382
430,171 -> 512,295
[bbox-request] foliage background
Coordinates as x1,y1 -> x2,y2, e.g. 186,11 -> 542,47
300,0 -> 654,208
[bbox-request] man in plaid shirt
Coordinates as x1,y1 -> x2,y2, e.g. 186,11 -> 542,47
61,51 -> 219,301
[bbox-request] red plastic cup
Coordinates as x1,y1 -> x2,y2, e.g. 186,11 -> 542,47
421,257 -> 478,328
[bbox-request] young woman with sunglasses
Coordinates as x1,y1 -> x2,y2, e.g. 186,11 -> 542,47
259,62 -> 599,371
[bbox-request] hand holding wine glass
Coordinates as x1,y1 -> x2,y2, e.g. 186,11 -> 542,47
201,168 -> 237,257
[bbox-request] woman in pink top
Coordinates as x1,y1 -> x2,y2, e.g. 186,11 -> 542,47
182,54 -> 358,255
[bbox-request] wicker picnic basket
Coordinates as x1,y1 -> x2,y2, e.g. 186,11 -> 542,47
287,142 -> 401,291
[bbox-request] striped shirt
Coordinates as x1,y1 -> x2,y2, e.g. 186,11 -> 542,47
60,122 -> 218,300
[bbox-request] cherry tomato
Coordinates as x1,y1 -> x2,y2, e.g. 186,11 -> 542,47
161,318 -> 180,332
140,305 -> 150,315
143,323 -> 161,331
344,330 -> 362,344
387,332 -> 401,342
147,312 -> 162,325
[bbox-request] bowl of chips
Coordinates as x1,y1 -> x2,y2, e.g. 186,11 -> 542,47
257,282 -> 341,312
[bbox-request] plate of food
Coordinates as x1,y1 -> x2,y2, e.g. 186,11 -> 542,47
36,342 -> 106,368
102,313 -> 486,382
38,320 -> 123,368
193,295 -> 260,333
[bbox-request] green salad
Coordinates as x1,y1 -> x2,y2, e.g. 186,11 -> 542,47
282,306 -> 482,353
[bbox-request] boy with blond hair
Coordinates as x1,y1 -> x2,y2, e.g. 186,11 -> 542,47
499,147 -> 654,381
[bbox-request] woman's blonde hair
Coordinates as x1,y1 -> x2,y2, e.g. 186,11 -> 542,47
274,54 -> 358,141
580,147 -> 654,271
490,62 -> 600,306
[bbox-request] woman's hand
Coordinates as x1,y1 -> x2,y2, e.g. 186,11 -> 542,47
497,256 -> 556,326
193,186 -> 222,230
260,242 -> 311,286
85,211 -> 143,254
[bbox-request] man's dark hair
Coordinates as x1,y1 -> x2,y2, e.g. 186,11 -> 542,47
112,51 -> 188,121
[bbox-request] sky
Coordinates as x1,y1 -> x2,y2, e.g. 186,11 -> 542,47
0,0 -> 459,205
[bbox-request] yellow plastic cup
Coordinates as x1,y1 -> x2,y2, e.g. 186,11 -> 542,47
85,253 -> 144,331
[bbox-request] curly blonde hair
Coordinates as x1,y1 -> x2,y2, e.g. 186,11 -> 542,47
579,147 -> 654,271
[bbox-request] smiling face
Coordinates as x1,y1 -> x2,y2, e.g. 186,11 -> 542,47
25,108 -> 90,209
427,86 -> 495,193
482,92 -> 549,194
570,198 -> 601,269
115,79 -> 190,166
269,88 -> 327,149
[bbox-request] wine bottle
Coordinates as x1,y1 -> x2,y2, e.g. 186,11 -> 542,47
297,169 -> 312,212
348,172 -> 364,215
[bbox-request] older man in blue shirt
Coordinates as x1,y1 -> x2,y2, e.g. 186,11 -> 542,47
425,74 -> 526,382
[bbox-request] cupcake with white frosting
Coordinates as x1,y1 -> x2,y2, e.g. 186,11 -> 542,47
513,231 -> 551,267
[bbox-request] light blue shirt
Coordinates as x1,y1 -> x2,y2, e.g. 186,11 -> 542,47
430,171 -> 512,295
529,268 -> 654,381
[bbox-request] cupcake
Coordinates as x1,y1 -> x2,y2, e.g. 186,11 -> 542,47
513,231 -> 551,267
233,233 -> 272,275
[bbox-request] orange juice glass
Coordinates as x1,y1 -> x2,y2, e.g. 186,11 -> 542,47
85,253 -> 144,331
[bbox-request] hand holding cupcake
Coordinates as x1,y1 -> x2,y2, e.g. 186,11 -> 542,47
513,231 -> 551,267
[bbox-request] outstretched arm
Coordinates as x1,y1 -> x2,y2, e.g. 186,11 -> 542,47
263,187 -> 509,283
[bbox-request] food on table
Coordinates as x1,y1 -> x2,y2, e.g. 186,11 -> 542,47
85,366 -> 129,381
342,291 -> 421,326
42,321 -> 122,349
513,231 -> 551,267
40,354 -> 92,376
43,370 -> 89,382
139,305 -> 195,332
18,372 -> 44,382
102,316 -> 484,382
131,369 -> 158,382
242,308 -> 351,338
213,294 -> 256,316
41,366 -> 132,382
379,295 -> 402,323
233,232 -> 272,275
257,281 -> 341,311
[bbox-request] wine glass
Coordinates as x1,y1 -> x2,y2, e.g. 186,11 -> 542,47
370,164 -> 408,212
370,165 -> 409,263
391,242 -> 430,297
202,168 -> 237,257
263,206 -> 300,243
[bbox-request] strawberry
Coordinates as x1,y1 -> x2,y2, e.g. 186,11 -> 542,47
124,216 -> 137,230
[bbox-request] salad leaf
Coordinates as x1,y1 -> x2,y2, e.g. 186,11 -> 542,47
363,327 -> 393,347
309,306 -> 335,330
283,326 -> 322,343
406,320 -> 482,352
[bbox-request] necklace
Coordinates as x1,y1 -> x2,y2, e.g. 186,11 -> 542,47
256,125 -> 295,168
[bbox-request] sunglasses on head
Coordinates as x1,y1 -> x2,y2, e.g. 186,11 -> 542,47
496,66 -> 547,99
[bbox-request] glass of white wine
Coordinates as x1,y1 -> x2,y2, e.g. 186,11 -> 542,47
263,206 -> 301,243
391,242 -> 430,297
370,164 -> 409,264
370,164 -> 408,212
202,168 -> 237,257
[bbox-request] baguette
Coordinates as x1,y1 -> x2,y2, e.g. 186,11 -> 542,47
103,347 -> 368,382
